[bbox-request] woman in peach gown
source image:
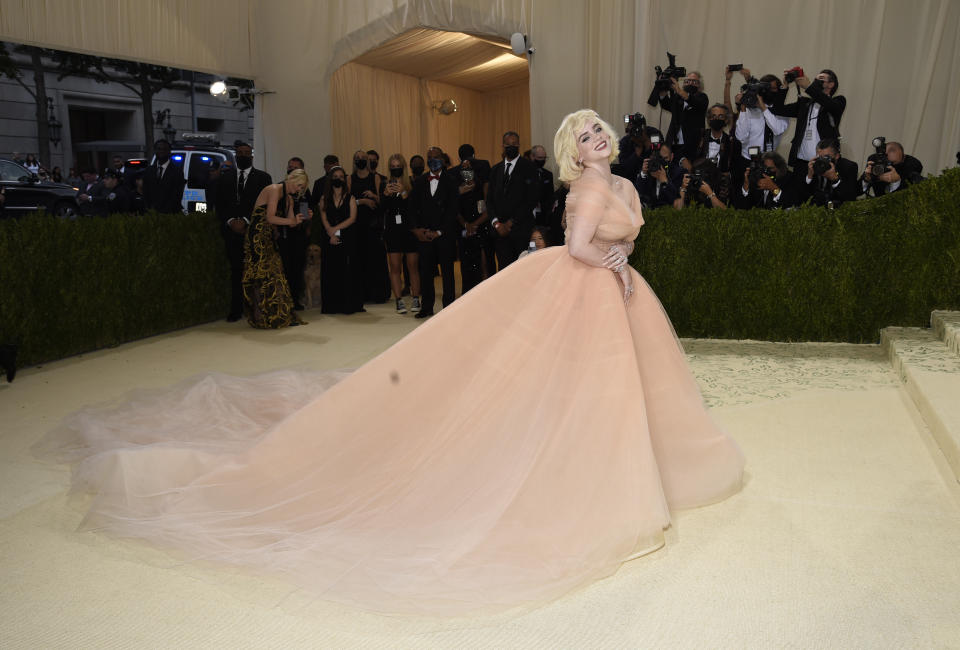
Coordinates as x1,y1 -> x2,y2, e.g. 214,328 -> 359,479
38,110 -> 744,616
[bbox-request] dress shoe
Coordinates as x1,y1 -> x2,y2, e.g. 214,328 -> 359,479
414,311 -> 433,319
0,343 -> 17,383
226,313 -> 242,322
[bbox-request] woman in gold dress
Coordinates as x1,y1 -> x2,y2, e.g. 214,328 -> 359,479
242,169 -> 309,328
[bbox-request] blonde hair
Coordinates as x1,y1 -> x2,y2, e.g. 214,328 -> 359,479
284,168 -> 309,197
553,109 -> 620,183
387,153 -> 411,195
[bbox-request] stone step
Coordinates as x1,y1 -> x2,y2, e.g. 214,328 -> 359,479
881,326 -> 960,483
931,310 -> 960,357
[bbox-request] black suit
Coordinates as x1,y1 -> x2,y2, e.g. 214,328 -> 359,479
861,154 -> 923,197
409,170 -> 459,313
486,156 -> 538,270
800,156 -> 859,207
278,188 -> 311,307
142,160 -> 186,213
733,174 -> 800,210
771,81 -> 846,170
215,166 -> 273,318
533,166 -> 555,227
647,88 -> 708,161
635,161 -> 683,209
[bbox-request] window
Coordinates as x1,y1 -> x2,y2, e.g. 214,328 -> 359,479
0,161 -> 28,181
187,152 -> 226,189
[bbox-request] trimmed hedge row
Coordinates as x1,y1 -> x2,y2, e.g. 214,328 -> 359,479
2,169 -> 959,368
632,168 -> 960,342
0,212 -> 229,368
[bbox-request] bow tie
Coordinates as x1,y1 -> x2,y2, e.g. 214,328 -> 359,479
428,174 -> 440,181
710,136 -> 723,144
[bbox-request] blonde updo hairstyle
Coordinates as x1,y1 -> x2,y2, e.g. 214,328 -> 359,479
284,168 -> 310,198
553,109 -> 620,183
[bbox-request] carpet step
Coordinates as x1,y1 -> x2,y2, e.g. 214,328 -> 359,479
931,310 -> 960,357
881,326 -> 960,483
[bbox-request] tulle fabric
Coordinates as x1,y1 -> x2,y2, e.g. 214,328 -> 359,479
35,180 -> 744,616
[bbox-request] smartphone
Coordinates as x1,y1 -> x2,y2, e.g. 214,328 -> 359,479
727,63 -> 743,72
299,201 -> 311,218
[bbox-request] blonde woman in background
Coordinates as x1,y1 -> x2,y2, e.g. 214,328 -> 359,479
382,154 -> 421,314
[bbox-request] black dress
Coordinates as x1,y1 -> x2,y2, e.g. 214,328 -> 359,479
382,187 -> 417,254
242,189 -> 304,329
321,194 -> 364,314
350,172 -> 390,303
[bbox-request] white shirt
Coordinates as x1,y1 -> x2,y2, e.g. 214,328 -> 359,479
735,107 -> 788,160
503,155 -> 519,178
797,103 -> 821,162
156,159 -> 171,178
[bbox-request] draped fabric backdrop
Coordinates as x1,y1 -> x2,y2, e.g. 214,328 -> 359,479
329,62 -> 529,167
2,0 -> 959,183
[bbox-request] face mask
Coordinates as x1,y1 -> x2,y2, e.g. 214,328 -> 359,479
331,177 -> 345,188
534,159 -> 546,168
354,159 -> 367,170
368,159 -> 378,171
709,119 -> 726,131
683,84 -> 698,94
411,165 -> 424,177
286,168 -> 295,175
427,158 -> 443,173
504,145 -> 519,159
156,152 -> 170,164
235,155 -> 252,170
389,168 -> 403,178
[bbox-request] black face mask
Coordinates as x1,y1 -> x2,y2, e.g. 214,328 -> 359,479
504,145 -> 520,159
533,159 -> 546,168
708,119 -> 726,131
411,165 -> 424,177
354,159 -> 367,170
389,167 -> 403,178
331,177 -> 345,188
155,152 -> 170,164
368,159 -> 378,171
683,84 -> 698,95
286,168 -> 295,175
235,155 -> 252,170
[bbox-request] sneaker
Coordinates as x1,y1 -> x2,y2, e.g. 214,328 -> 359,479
411,296 -> 421,313
396,298 -> 407,314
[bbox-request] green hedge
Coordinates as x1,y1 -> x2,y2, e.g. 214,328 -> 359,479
0,212 -> 229,368
2,169 -> 959,368
632,167 -> 960,342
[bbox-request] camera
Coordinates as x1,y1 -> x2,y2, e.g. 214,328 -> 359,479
784,66 -> 805,84
654,51 -> 686,91
746,146 -> 765,187
460,168 -> 475,183
646,153 -> 664,174
869,136 -> 891,176
740,80 -> 772,109
812,155 -> 834,176
687,168 -> 705,193
623,112 -> 647,138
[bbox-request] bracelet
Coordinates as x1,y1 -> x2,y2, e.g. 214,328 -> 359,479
707,192 -> 717,199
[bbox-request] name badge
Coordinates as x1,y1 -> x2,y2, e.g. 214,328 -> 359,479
395,214 -> 402,225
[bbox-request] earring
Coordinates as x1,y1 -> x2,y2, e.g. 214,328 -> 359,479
577,158 -> 583,166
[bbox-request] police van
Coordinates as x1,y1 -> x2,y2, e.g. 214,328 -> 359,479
149,132 -> 236,214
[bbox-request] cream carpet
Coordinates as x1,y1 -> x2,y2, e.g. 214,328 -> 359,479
2,304 -> 959,649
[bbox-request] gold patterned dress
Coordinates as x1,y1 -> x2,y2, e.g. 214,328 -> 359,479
242,195 -> 304,328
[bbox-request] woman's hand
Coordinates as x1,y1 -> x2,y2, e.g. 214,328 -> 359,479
329,234 -> 341,246
602,244 -> 630,271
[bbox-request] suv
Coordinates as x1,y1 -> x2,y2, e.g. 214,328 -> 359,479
0,158 -> 79,217
146,133 -> 236,214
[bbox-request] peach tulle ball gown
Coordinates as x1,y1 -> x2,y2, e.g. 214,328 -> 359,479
37,169 -> 744,616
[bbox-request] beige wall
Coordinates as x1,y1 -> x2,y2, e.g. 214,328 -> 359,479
3,0 -> 958,177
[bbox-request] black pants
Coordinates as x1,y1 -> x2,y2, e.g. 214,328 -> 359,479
223,231 -> 245,318
459,234 -> 484,294
494,224 -> 532,272
277,226 -> 308,305
418,234 -> 457,314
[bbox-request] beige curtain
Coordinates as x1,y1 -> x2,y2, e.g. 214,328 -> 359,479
330,62 -> 529,168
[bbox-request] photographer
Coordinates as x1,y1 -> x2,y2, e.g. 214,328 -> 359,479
691,104 -> 741,174
734,152 -> 799,209
636,141 -> 683,208
675,160 -> 726,209
801,138 -> 859,207
615,113 -> 663,180
861,139 -> 924,197
647,62 -> 708,163
771,69 -> 846,184
726,68 -> 789,171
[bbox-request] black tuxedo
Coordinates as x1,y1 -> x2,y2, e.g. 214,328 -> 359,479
647,88 -> 708,161
771,81 -> 846,168
693,130 -> 741,174
533,166 -> 555,227
215,166 -> 273,318
733,174 -> 800,210
800,156 -> 859,207
142,160 -> 186,213
486,156 -> 538,269
410,170 -> 459,313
